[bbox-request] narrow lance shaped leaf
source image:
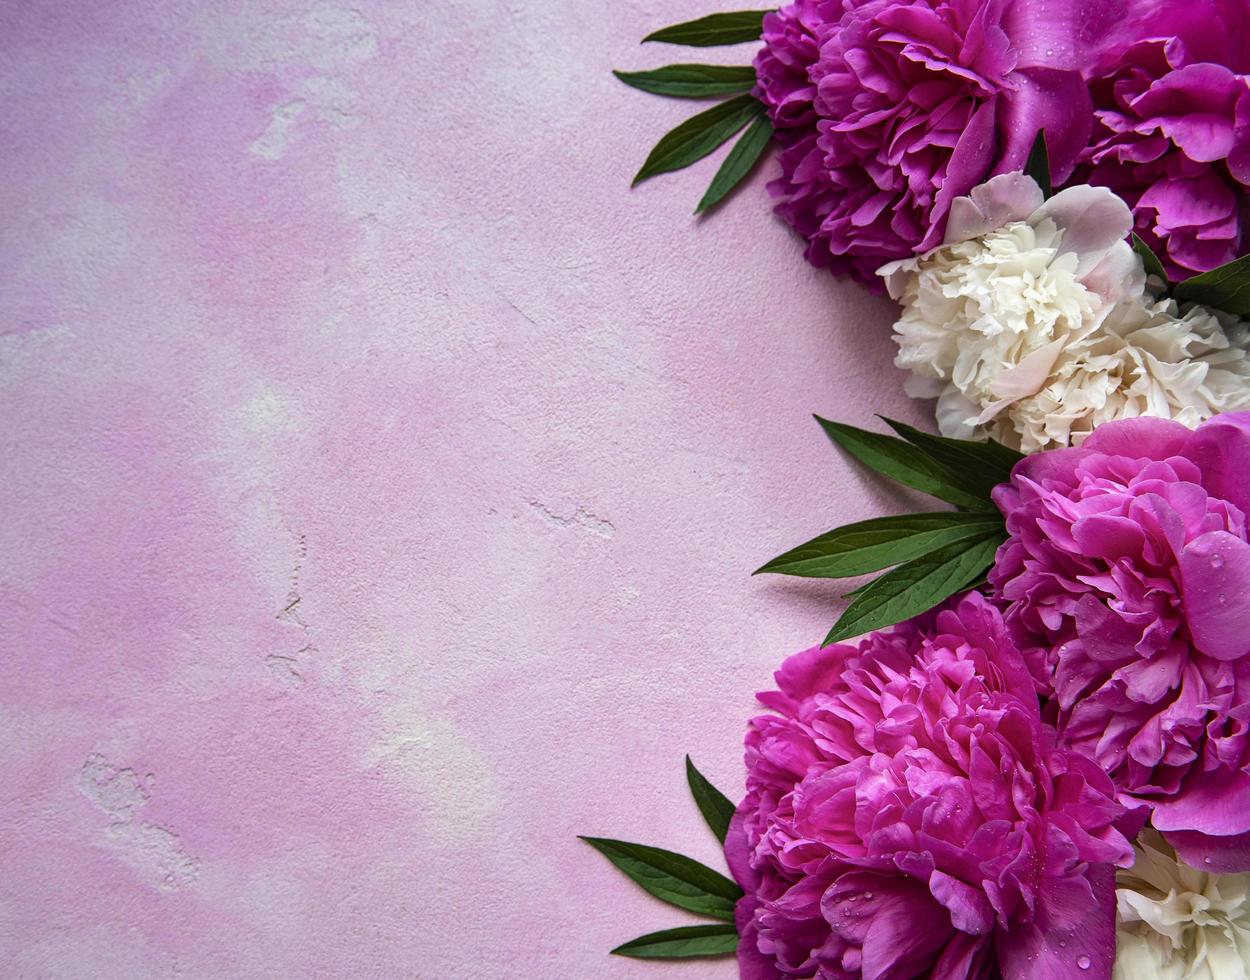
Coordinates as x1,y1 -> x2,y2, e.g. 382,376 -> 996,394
878,417 -> 1021,498
612,924 -> 739,960
1173,254 -> 1250,317
643,11 -> 772,47
686,756 -> 737,844
633,94 -> 761,187
757,511 -> 1004,579
823,531 -> 1004,645
613,64 -> 757,98
580,837 -> 742,921
814,416 -> 996,512
697,111 -> 773,214
1025,130 -> 1052,199
1132,233 -> 1170,288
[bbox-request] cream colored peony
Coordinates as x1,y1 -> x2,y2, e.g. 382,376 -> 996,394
1114,830 -> 1250,980
881,173 -> 1250,453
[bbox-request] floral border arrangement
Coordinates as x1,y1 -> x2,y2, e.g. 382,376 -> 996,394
585,4 -> 1250,979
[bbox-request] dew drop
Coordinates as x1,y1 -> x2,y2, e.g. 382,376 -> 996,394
1077,955 -> 1092,970
1211,553 -> 1225,569
1219,593 -> 1228,605
863,893 -> 873,901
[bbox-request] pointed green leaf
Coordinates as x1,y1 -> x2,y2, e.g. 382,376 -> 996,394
613,64 -> 757,98
879,417 -> 1021,498
686,756 -> 736,844
612,924 -> 739,959
1132,233 -> 1169,288
1173,254 -> 1250,316
643,11 -> 771,47
1025,130 -> 1052,199
633,95 -> 761,186
580,837 -> 742,920
815,416 -> 996,512
757,512 -> 1004,579
823,531 -> 1004,645
696,111 -> 772,213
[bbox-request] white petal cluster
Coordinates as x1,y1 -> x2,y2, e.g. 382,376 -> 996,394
881,173 -> 1250,453
1114,831 -> 1250,980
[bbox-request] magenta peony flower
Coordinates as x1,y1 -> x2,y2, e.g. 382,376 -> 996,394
1079,0 -> 1250,279
753,0 -> 1095,284
990,412 -> 1250,872
727,593 -> 1134,979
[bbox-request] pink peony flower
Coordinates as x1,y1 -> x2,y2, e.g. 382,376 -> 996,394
727,593 -> 1133,979
1079,0 -> 1250,279
990,412 -> 1250,872
753,0 -> 1096,284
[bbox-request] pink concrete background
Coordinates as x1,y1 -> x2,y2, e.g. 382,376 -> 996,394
0,2 -> 929,977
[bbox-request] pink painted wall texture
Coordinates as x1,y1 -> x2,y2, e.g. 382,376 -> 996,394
0,2 -> 930,977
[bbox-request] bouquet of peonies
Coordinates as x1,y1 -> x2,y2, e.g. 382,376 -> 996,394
586,2 -> 1250,978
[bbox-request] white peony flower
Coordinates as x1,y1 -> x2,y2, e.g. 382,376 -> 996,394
1114,830 -> 1250,980
880,172 -> 1250,453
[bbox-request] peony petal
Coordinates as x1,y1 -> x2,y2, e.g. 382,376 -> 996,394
1164,827 -> 1250,874
1081,416 -> 1192,458
923,100 -> 999,251
773,644 -> 854,701
997,66 -> 1093,181
929,870 -> 995,934
725,807 -> 761,894
1179,531 -> 1250,661
943,171 -> 1044,244
931,931 -> 995,980
996,866 -> 1115,980
1030,184 -> 1135,278
1151,765 -> 1250,838
734,897 -> 782,980
1182,411 -> 1250,516
986,338 -> 1066,403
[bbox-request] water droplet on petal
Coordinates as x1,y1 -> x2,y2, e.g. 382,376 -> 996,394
1211,553 -> 1225,569
1077,955 -> 1092,970
863,892 -> 873,900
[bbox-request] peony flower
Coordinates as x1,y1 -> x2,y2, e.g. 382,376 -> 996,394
883,172 -> 1250,451
1080,1 -> 1250,279
989,413 -> 1250,872
727,593 -> 1134,979
753,0 -> 1094,284
1114,829 -> 1250,980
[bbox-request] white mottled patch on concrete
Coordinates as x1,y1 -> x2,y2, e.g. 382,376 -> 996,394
77,755 -> 200,890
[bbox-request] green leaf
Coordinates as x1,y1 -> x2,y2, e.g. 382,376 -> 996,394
1174,254 -> 1250,316
696,111 -> 773,213
633,95 -> 762,186
643,11 -> 771,47
613,64 -> 757,98
823,531 -> 1004,645
686,756 -> 736,844
612,924 -> 739,959
878,417 -> 1021,498
757,512 -> 1004,579
1025,130 -> 1052,199
815,416 -> 996,513
1132,233 -> 1169,287
580,837 -> 742,920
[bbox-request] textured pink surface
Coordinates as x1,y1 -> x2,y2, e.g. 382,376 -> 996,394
0,2 -> 927,977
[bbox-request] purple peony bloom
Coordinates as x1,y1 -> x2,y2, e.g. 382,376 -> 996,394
1079,0 -> 1250,279
727,593 -> 1133,979
753,0 -> 1096,284
990,412 -> 1250,872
